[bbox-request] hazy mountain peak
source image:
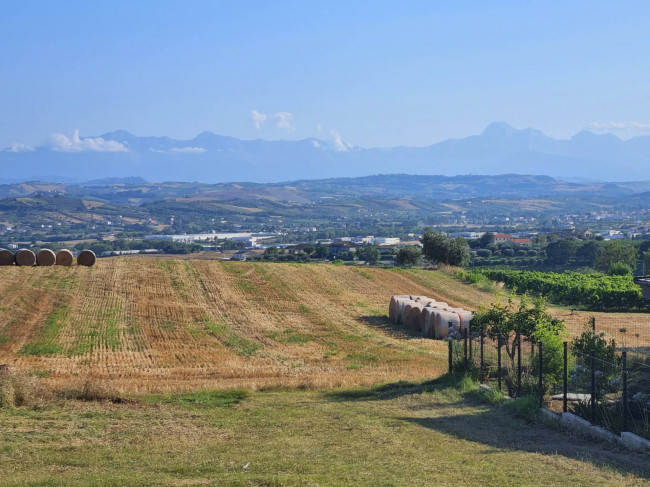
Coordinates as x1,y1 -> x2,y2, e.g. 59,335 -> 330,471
100,130 -> 136,141
2,123 -> 650,183
482,121 -> 517,137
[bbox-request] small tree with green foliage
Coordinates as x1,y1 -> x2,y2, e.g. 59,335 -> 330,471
570,324 -> 619,398
473,296 -> 566,393
421,229 -> 470,267
395,246 -> 422,267
594,240 -> 638,273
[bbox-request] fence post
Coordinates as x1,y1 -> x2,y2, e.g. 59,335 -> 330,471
563,341 -> 568,413
468,322 -> 472,361
590,316 -> 596,333
497,336 -> 502,392
622,350 -> 628,432
448,339 -> 453,374
531,341 -> 535,357
463,328 -> 468,370
590,350 -> 596,424
481,332 -> 485,382
516,333 -> 522,397
538,341 -> 544,408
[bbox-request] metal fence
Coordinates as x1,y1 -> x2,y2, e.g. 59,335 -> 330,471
448,329 -> 650,441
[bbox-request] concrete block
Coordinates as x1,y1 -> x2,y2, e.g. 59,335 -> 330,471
621,432 -> 650,451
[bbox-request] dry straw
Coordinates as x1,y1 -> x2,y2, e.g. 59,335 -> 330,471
55,249 -> 74,266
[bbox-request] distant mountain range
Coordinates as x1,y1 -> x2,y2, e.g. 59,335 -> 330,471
3,122 -> 650,183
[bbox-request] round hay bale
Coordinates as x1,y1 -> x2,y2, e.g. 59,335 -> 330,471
0,249 -> 13,266
455,309 -> 474,332
389,295 -> 410,323
77,250 -> 96,267
56,249 -> 74,266
434,311 -> 461,339
420,307 -> 437,336
404,304 -> 424,329
14,249 -> 36,267
396,298 -> 412,324
402,303 -> 414,326
36,248 -> 56,266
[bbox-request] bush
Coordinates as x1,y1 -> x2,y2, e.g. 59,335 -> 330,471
570,325 -> 619,398
608,262 -> 633,276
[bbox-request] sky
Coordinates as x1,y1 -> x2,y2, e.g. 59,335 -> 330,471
1,1 -> 650,149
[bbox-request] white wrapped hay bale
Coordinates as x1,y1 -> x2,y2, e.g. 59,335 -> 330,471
389,295 -> 410,323
396,297 -> 412,324
404,304 -> 425,329
434,311 -> 461,339
420,307 -> 438,336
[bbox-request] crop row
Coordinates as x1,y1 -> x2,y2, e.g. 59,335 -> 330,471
471,269 -> 646,311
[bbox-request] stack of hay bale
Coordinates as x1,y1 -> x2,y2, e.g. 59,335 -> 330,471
389,295 -> 473,339
0,249 -> 96,267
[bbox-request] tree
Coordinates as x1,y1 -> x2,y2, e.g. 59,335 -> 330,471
314,245 -> 328,259
302,245 -> 315,256
479,232 -> 495,247
359,245 -> 380,265
447,237 -> 471,267
545,238 -> 580,265
473,297 -> 566,393
420,229 -> 470,267
395,246 -> 422,267
264,246 -> 279,260
575,240 -> 602,266
420,230 -> 448,264
594,240 -> 638,273
476,249 -> 492,258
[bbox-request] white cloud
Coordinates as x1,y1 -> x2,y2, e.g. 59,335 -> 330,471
170,146 -> 206,154
251,110 -> 267,129
3,143 -> 35,153
587,121 -> 650,132
330,130 -> 349,151
274,112 -> 294,132
49,129 -> 128,152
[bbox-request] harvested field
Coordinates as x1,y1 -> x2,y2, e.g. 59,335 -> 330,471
0,260 -> 462,393
2,259 -> 649,394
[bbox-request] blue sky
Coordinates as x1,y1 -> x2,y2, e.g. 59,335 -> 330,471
2,1 -> 649,149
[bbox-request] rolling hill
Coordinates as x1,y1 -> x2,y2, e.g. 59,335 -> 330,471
0,258 -> 645,393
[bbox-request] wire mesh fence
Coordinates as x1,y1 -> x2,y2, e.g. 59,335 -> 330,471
448,326 -> 650,441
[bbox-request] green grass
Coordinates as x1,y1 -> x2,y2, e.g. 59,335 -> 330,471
199,317 -> 261,356
18,305 -> 69,356
224,335 -> 261,356
267,329 -> 312,345
0,379 -> 647,486
143,389 -> 250,409
202,317 -> 228,336
66,306 -> 122,356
